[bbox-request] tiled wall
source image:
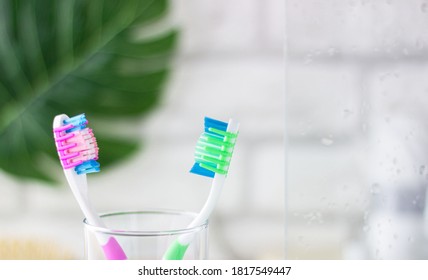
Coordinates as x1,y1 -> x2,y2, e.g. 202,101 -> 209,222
0,0 -> 285,259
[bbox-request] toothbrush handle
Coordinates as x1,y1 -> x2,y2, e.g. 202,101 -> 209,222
163,174 -> 225,260
65,170 -> 127,260
162,240 -> 190,260
101,237 -> 128,260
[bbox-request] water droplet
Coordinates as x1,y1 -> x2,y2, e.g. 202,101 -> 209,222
393,158 -> 398,165
420,165 -> 426,175
363,211 -> 370,220
344,203 -> 350,212
422,2 -> 428,13
408,236 -> 414,243
416,38 -> 425,50
327,47 -> 338,56
321,137 -> 334,146
370,183 -> 381,195
343,109 -> 354,119
402,48 -> 409,56
304,53 -> 313,65
393,234 -> 398,240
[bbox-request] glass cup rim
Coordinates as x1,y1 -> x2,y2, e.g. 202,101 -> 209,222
83,209 -> 208,237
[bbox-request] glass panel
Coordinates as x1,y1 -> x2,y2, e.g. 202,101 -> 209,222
286,0 -> 428,259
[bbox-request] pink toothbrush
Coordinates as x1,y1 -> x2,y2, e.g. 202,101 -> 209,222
53,113 -> 127,260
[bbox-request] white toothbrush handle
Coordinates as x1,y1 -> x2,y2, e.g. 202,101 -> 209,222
64,169 -> 104,228
64,168 -> 127,259
178,175 -> 225,245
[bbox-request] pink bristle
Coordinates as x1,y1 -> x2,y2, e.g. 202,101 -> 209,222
54,126 -> 99,170
53,123 -> 74,133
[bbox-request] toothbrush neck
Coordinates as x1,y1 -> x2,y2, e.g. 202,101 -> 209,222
188,174 -> 226,229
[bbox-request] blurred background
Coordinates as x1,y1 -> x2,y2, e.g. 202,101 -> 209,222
0,0 -> 284,259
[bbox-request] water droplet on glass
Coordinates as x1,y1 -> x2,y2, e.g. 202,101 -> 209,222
321,137 -> 334,146
343,109 -> 354,119
422,3 -> 428,13
407,236 -> 414,243
370,183 -> 381,195
416,38 -> 425,50
402,48 -> 409,56
393,234 -> 398,240
420,165 -> 426,175
327,47 -> 337,56
344,203 -> 350,212
384,117 -> 391,124
304,53 -> 313,65
363,211 -> 370,220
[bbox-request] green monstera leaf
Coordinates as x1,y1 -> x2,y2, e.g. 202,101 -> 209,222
0,0 -> 178,183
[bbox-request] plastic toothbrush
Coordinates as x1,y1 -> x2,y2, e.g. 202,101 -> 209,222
163,117 -> 239,260
53,113 -> 127,260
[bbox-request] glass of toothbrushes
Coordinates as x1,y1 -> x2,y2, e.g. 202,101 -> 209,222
83,210 -> 209,260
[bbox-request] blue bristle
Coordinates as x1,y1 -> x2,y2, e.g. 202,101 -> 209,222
190,163 -> 215,178
204,117 -> 227,134
75,160 -> 100,175
190,117 -> 229,178
64,113 -> 88,132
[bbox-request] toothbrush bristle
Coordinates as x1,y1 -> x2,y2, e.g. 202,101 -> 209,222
190,117 -> 238,178
53,114 -> 100,174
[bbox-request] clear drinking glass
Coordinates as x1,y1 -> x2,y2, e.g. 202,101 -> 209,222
83,209 -> 208,260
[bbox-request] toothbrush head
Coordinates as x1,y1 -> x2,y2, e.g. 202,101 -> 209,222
190,117 -> 239,178
53,114 -> 100,175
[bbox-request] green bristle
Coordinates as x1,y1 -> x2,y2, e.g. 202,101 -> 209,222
194,130 -> 238,176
